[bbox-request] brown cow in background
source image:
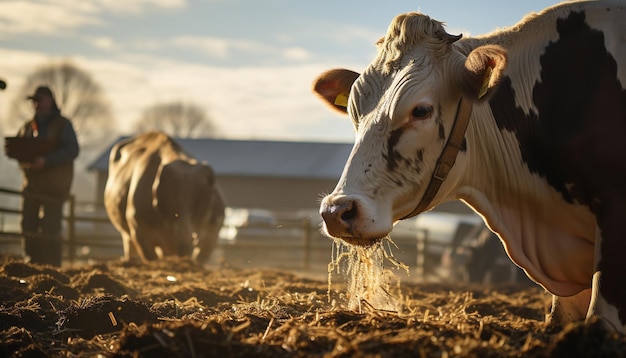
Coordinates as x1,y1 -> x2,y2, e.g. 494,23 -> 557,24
104,131 -> 225,264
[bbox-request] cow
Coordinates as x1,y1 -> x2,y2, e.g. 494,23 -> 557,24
104,131 -> 225,264
313,1 -> 626,332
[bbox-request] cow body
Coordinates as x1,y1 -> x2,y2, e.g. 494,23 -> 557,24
104,131 -> 225,264
314,1 -> 626,331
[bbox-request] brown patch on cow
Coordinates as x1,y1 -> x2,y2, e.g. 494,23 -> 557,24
385,128 -> 404,171
438,122 -> 445,140
416,149 -> 424,167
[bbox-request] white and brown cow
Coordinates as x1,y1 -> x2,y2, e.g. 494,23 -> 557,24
104,131 -> 225,264
314,1 -> 626,331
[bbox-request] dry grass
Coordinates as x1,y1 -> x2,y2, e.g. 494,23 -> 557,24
1,255 -> 625,357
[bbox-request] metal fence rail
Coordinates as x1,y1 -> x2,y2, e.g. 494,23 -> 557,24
0,186 -> 439,279
0,186 -> 123,263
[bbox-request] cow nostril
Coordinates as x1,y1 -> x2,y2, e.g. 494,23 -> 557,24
340,203 -> 357,222
321,197 -> 361,237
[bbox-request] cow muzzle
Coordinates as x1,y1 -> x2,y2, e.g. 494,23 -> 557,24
319,194 -> 391,246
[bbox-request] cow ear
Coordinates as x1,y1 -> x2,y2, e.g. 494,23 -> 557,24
312,69 -> 360,114
456,45 -> 507,101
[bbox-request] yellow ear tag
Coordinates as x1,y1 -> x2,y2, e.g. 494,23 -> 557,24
334,92 -> 349,107
478,66 -> 493,99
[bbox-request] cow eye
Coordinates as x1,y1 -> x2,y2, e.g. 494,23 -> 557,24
411,105 -> 432,120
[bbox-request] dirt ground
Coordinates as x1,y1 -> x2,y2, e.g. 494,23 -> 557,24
1,254 -> 625,358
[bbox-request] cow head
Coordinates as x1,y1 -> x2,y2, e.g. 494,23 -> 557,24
314,12 -> 506,246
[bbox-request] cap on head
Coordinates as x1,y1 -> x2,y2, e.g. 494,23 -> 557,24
26,86 -> 54,101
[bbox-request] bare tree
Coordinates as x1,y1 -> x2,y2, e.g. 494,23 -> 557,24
6,61 -> 115,151
133,101 -> 218,138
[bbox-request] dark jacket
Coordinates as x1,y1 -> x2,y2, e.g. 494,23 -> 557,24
17,110 -> 79,197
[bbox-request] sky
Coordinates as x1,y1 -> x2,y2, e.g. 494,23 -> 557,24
0,0 -> 560,144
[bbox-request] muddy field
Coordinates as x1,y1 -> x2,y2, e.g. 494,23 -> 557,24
1,254 -> 625,357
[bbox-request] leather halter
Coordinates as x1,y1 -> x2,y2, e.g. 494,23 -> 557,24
402,97 -> 473,219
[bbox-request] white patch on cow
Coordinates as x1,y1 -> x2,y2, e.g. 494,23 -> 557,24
546,289 -> 591,326
588,271 -> 623,331
585,226 -> 625,332
497,20 -> 559,116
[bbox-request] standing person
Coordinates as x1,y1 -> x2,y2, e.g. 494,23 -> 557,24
5,86 -> 79,266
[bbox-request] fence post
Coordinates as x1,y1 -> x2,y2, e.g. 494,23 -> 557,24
415,228 -> 427,282
303,218 -> 311,270
66,195 -> 76,264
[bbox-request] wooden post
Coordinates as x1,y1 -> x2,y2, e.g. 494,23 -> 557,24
416,228 -> 427,282
66,195 -> 76,264
303,218 -> 311,270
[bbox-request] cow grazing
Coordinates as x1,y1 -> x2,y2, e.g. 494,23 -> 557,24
313,1 -> 626,332
104,131 -> 225,264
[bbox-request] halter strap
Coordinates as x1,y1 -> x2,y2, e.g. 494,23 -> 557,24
402,97 -> 473,219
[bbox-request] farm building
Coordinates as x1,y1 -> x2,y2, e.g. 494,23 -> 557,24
90,136 -> 350,213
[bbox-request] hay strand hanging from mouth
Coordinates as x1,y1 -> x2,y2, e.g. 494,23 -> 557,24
327,237 -> 409,312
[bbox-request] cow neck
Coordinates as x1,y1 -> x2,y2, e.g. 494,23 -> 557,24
402,97 -> 473,219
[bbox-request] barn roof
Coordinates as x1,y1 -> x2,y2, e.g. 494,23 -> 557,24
88,136 -> 354,180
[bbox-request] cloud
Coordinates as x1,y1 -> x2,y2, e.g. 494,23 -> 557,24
0,39 -> 360,142
0,0 -> 188,37
169,36 -> 243,59
166,36 -> 311,62
94,0 -> 187,14
0,48 -> 56,134
49,52 -> 355,142
331,25 -> 383,45
90,36 -> 118,51
0,1 -> 101,36
0,1 -> 365,143
283,47 -> 311,61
